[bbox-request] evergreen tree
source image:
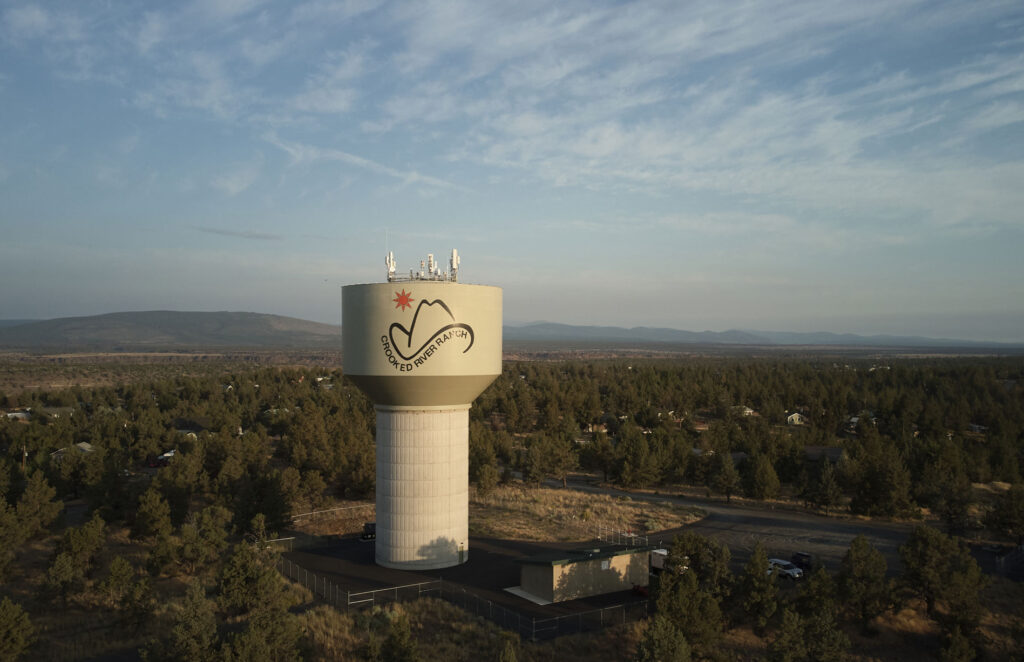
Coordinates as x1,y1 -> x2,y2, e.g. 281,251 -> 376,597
938,626 -> 975,662
899,525 -> 952,616
668,532 -> 733,600
133,486 -> 173,540
802,608 -> 850,662
170,580 -> 219,662
121,576 -> 156,633
46,552 -> 80,605
745,455 -> 781,501
792,566 -> 837,618
768,606 -> 848,662
101,556 -> 135,605
656,571 -> 722,658
0,597 -> 35,662
381,611 -> 419,662
767,609 -> 806,662
178,505 -> 231,573
15,471 -> 61,538
709,451 -> 741,503
741,541 -> 778,633
0,501 -> 17,581
617,425 -> 659,488
217,543 -> 289,617
146,532 -> 179,577
985,484 -> 1024,544
899,525 -> 987,634
635,614 -> 691,662
849,440 -> 914,517
54,511 -> 106,579
812,462 -> 844,516
838,535 -> 890,631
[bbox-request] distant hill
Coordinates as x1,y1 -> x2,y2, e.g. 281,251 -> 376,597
503,322 -> 1021,349
0,319 -> 40,328
0,311 -> 340,350
1,312 -> 1018,352
503,322 -> 765,345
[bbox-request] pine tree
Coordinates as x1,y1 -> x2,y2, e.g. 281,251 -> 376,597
938,626 -> 976,662
767,609 -> 806,662
0,597 -> 35,662
0,500 -> 17,581
985,484 -> 1024,544
121,576 -> 156,633
381,611 -> 419,662
668,532 -> 733,600
656,571 -> 722,658
46,552 -> 80,605
899,525 -> 953,616
899,525 -> 987,634
15,471 -> 61,538
813,462 -> 844,516
133,486 -> 172,540
217,543 -> 289,617
741,541 -> 778,633
170,580 -> 219,662
101,556 -> 135,605
802,608 -> 849,662
792,567 -> 836,618
838,535 -> 889,631
709,451 -> 741,503
745,455 -> 781,501
635,614 -> 691,662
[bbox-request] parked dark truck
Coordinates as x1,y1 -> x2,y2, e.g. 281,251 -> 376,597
360,522 -> 376,541
791,552 -> 815,571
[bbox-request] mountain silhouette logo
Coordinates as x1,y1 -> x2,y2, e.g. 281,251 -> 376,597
388,298 -> 475,361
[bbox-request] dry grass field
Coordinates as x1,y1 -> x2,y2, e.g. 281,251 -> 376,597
468,484 -> 705,542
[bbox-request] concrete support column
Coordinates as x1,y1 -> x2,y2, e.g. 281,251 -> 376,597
374,405 -> 470,570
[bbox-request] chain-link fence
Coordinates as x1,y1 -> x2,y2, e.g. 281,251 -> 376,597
275,556 -> 649,641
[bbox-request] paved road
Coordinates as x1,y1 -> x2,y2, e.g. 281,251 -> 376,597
558,479 -> 915,573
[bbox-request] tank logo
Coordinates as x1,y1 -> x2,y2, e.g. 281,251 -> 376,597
379,293 -> 475,371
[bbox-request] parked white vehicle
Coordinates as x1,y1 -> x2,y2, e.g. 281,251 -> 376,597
768,558 -> 804,580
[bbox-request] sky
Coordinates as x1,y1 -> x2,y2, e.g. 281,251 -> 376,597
1,1 -> 1024,342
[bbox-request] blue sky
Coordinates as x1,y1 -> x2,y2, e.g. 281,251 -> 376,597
1,0 -> 1023,341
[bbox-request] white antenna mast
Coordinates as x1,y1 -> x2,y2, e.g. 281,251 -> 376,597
450,249 -> 460,282
385,251 -> 396,281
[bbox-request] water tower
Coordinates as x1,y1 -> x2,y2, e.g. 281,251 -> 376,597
342,250 -> 502,569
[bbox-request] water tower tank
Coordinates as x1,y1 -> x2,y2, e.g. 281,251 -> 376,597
342,255 -> 501,569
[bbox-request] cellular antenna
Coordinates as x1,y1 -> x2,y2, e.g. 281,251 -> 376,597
385,251 -> 396,281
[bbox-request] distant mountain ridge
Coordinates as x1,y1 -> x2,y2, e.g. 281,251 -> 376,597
504,322 -> 1021,348
0,311 -> 340,349
0,312 -> 1018,351
503,322 -> 765,345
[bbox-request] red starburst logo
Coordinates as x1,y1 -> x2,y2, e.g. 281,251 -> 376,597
393,289 -> 414,311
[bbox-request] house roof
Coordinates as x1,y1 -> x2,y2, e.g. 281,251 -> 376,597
517,545 -> 654,567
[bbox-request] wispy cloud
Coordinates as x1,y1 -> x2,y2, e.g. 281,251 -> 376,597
211,158 -> 262,196
191,225 -> 282,240
264,133 -> 469,191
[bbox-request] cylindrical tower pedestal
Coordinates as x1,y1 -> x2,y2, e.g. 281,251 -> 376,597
375,406 -> 469,569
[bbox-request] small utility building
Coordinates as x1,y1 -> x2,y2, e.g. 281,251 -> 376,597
517,546 -> 651,604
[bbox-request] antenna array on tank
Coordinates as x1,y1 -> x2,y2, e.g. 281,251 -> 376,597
386,249 -> 461,283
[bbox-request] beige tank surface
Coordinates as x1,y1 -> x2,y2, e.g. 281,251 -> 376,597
343,262 -> 501,570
